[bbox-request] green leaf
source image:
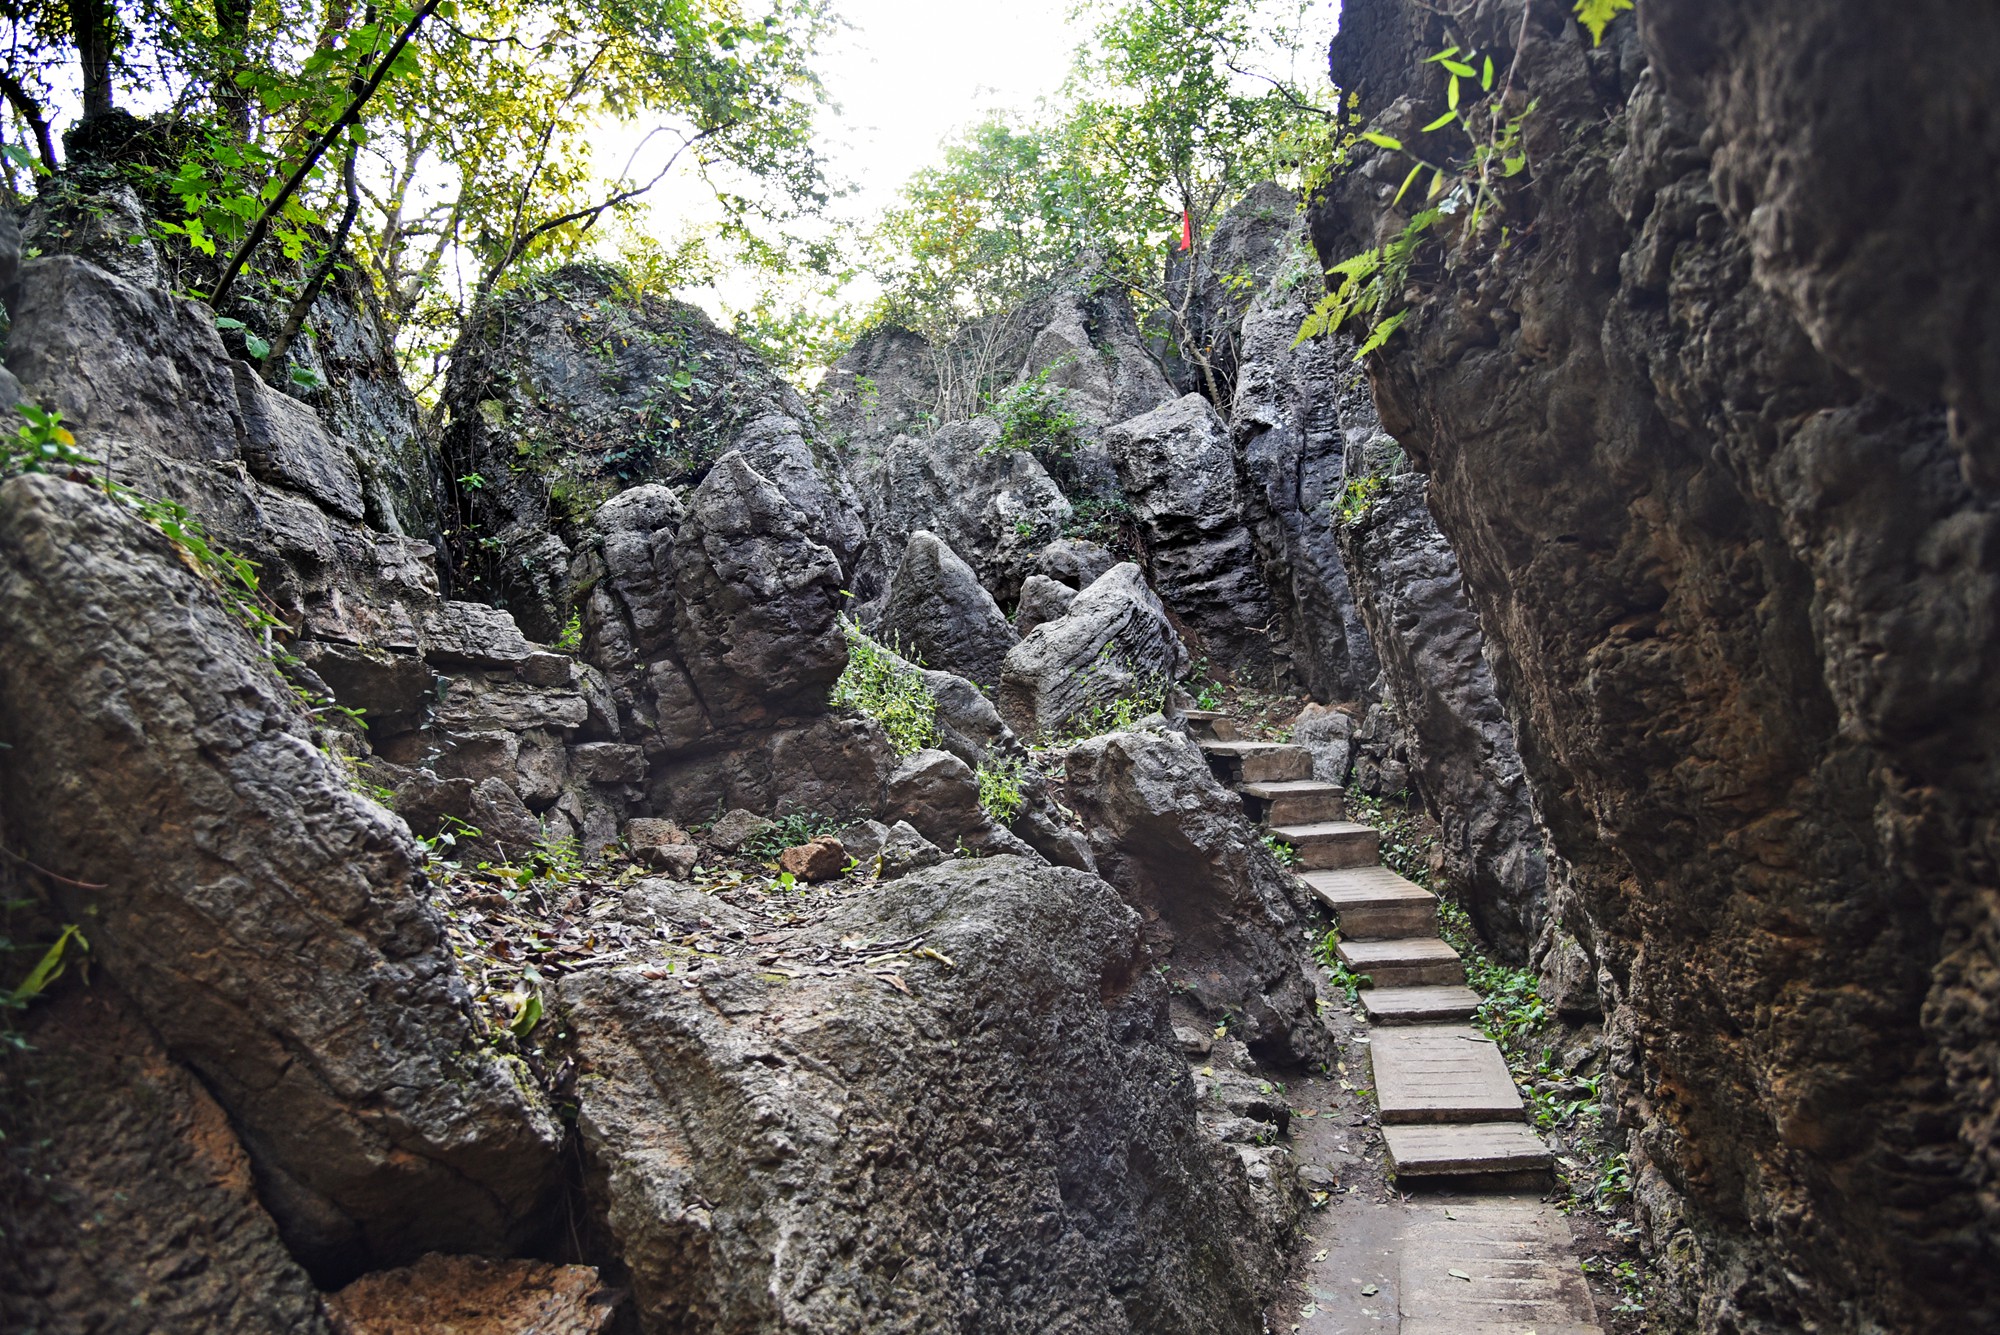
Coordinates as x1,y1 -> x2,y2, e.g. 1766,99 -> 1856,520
214,316 -> 246,330
243,331 -> 271,360
1361,131 -> 1404,152
1423,110 -> 1457,133
1424,46 -> 1461,62
1392,161 -> 1425,206
9,924 -> 85,1005
1573,0 -> 1636,45
1441,60 -> 1476,78
507,990 -> 543,1038
1483,56 -> 1496,90
1354,309 -> 1410,359
1447,76 -> 1461,111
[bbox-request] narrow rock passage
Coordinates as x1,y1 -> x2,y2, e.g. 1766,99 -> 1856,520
1185,712 -> 1601,1333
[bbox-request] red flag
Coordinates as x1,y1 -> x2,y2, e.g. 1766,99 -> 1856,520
1179,210 -> 1193,251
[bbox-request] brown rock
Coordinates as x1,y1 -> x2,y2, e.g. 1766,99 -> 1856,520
626,818 -> 698,876
324,1254 -> 617,1335
778,835 -> 848,882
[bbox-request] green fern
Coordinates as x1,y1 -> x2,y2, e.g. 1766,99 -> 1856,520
1573,0 -> 1635,46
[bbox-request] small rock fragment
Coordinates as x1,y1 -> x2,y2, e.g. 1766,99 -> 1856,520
708,808 -> 776,853
778,836 -> 847,882
876,821 -> 946,880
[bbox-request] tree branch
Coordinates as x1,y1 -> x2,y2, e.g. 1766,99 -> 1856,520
209,0 -> 443,308
0,69 -> 57,171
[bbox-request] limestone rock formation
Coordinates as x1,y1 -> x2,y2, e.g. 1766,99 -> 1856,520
1228,272 -> 1382,700
0,476 -> 560,1278
560,859 -> 1289,1334
1013,572 -> 1076,638
323,1255 -> 617,1335
1035,536 -> 1118,589
998,563 -> 1189,736
849,416 -> 1072,605
1337,474 -> 1548,960
874,529 -> 1019,692
1063,728 -> 1328,1068
0,988 -> 334,1334
1318,0 -> 2000,1326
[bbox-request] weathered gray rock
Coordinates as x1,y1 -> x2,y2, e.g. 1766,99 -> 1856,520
875,530 -> 1018,692
0,476 -> 560,1278
1228,267 -> 1382,700
881,748 -> 1036,858
559,858 -> 1289,1333
1337,474 -> 1547,959
853,417 -> 1073,605
1064,729 -> 1329,1068
0,987 -> 333,1333
999,564 -> 1188,736
442,265 -> 865,637
708,808 -> 777,853
1035,536 -> 1118,589
1320,1 -> 2000,1325
233,363 -> 366,521
1288,703 -> 1358,785
1105,394 -> 1282,683
816,322 -> 939,459
1013,572 -> 1077,638
670,451 -> 848,729
875,820 -> 946,879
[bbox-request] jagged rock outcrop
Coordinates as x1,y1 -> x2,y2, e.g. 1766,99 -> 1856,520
1228,269 -> 1383,700
850,417 -> 1073,606
1161,182 -> 1299,400
1014,572 -> 1076,637
1064,728 -> 1328,1068
442,264 -> 866,637
560,858 -> 1290,1333
1105,394 -> 1283,684
0,987 -> 334,1333
817,322 -> 939,458
874,529 -> 1019,692
0,476 -> 560,1279
1337,473 -> 1548,960
1318,0 -> 2000,1327
1035,536 -> 1118,589
998,563 -> 1188,736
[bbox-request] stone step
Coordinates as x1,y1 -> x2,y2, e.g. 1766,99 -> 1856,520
1395,1197 -> 1602,1334
1198,739 -> 1312,784
1383,1122 -> 1554,1178
1179,709 -> 1239,742
1269,820 -> 1379,870
1338,936 -> 1467,989
1369,1024 -> 1524,1125
1361,984 -> 1481,1025
1237,778 -> 1346,826
1301,864 -> 1435,937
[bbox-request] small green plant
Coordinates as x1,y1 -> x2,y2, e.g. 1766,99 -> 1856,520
1333,474 -> 1384,523
986,364 -> 1083,459
554,610 -> 583,654
743,811 -> 844,861
976,755 -> 1028,825
1262,833 -> 1299,868
2,404 -> 94,476
1312,927 -> 1370,1003
829,618 -> 939,755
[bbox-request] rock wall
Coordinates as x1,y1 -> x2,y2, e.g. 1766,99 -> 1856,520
1316,0 -> 2000,1328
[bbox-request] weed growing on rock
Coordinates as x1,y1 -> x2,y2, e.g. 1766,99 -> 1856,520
1312,927 -> 1369,1003
1262,833 -> 1299,868
1332,474 -> 1383,524
976,755 -> 1028,825
986,363 -> 1083,460
829,618 -> 939,754
742,811 -> 844,862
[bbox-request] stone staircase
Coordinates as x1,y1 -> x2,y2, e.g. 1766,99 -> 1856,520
1188,711 -> 1554,1187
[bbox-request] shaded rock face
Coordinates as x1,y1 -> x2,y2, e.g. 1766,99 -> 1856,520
1064,729 -> 1329,1068
0,987 -> 333,1334
1106,394 -> 1283,684
1014,572 -> 1076,638
1228,271 -> 1383,701
1337,474 -> 1548,961
851,416 -> 1073,606
1319,0 -> 2000,1327
324,1254 -> 617,1335
0,476 -> 560,1280
817,322 -> 938,458
442,265 -> 865,637
1162,182 -> 1300,401
560,858 -> 1288,1334
874,529 -> 1019,692
998,563 -> 1189,737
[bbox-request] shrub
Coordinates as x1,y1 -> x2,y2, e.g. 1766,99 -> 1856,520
976,755 -> 1028,825
829,618 -> 938,754
986,364 -> 1083,459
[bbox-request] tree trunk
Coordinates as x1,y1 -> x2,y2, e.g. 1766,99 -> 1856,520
74,0 -> 115,119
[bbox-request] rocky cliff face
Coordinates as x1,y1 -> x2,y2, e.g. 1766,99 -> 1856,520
1316,0 -> 2000,1327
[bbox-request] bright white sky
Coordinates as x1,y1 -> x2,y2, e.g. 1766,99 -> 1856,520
636,0 -> 1090,317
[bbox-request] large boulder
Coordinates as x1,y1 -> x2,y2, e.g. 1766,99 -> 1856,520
874,529 -> 1019,693
559,858 -> 1290,1334
0,476 -> 561,1279
998,564 -> 1188,737
1064,728 -> 1329,1068
0,987 -> 333,1333
1227,267 -> 1383,700
440,264 -> 865,637
852,417 -> 1073,605
1337,474 -> 1548,959
1105,394 -> 1282,684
